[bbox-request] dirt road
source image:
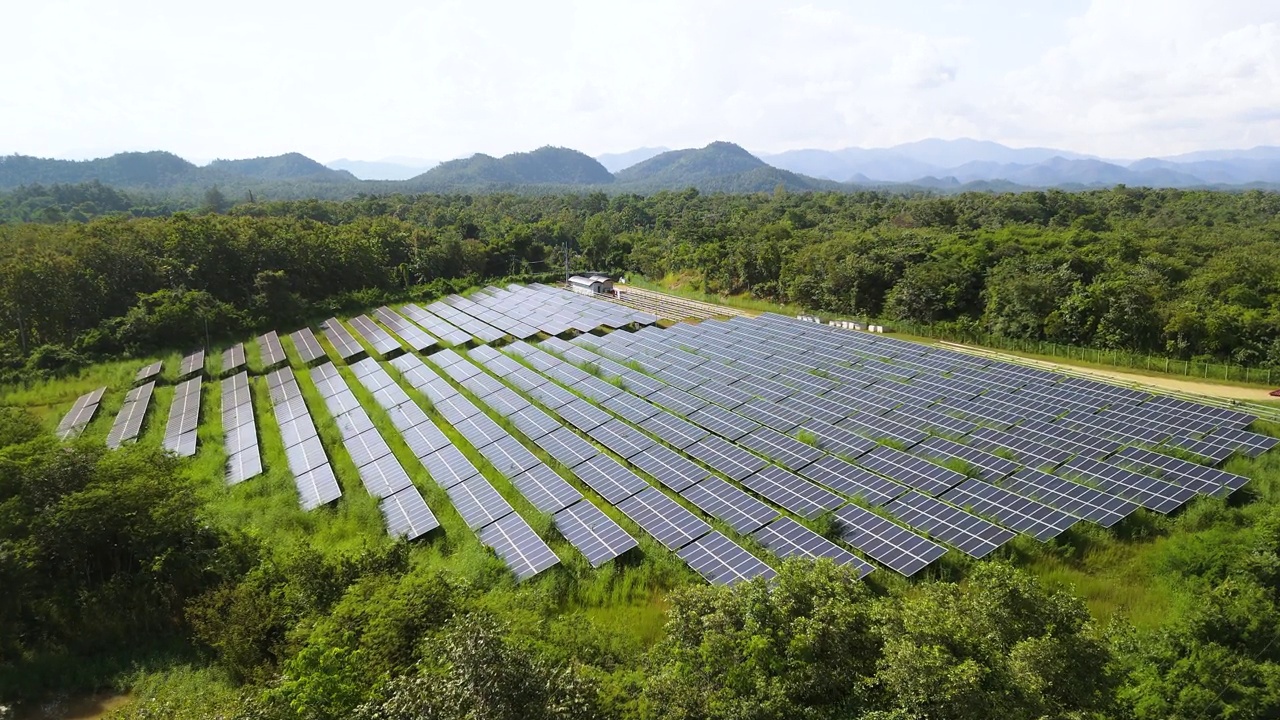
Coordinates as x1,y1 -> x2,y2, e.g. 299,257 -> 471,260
938,341 -> 1277,403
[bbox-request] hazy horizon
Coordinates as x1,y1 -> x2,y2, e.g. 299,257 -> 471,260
3,0 -> 1277,162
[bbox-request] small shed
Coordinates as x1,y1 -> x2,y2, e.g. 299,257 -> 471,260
569,275 -> 614,296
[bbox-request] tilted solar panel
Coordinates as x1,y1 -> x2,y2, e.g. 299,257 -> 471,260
751,517 -> 874,578
478,512 -> 560,582
832,504 -> 947,577
677,531 -> 776,586
553,500 -> 638,566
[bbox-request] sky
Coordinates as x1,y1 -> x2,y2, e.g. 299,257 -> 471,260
1,0 -> 1277,163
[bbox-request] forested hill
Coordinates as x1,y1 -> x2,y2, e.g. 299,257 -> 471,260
615,141 -> 840,192
0,151 -> 355,189
405,146 -> 615,188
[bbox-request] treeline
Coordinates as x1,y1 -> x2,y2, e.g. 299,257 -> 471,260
3,407 -> 1278,718
3,187 -> 1280,379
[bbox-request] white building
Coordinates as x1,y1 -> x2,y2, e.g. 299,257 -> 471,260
568,275 -> 614,296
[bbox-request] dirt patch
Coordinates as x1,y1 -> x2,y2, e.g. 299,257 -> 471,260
13,694 -> 131,720
939,341 -> 1277,403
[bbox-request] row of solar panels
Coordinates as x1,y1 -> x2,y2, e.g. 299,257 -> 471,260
541,312 -> 1269,575
162,377 -> 201,457
56,387 -> 106,440
266,366 -> 339,509
475,344 -> 875,582
316,360 -> 437,537
222,372 -> 263,485
106,381 -> 154,449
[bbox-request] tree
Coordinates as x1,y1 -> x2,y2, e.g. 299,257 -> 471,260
202,185 -> 228,214
644,560 -> 879,720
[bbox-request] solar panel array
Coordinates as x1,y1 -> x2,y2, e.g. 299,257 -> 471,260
321,318 -> 364,360
289,327 -> 326,364
162,377 -> 201,457
523,300 -> 1278,577
389,353 -> 567,577
222,343 -> 246,373
135,361 -> 162,382
263,366 -> 338,508
258,331 -> 287,369
399,304 -> 473,345
221,372 -> 263,485
56,387 -> 106,440
348,315 -> 403,358
106,381 -> 155,448
178,349 -> 205,379
373,306 -> 438,352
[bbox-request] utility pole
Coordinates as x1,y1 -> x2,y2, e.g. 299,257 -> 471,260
564,240 -> 570,282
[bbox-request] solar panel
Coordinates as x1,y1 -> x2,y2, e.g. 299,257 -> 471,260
386,401 -> 431,432
478,434 -> 541,476
680,477 -> 778,534
616,486 -> 712,550
258,331 -> 287,368
525,381 -> 579,409
684,436 -> 768,481
221,343 -> 246,373
461,372 -> 507,399
421,445 -> 480,488
637,411 -> 709,450
885,491 -> 1016,559
277,415 -> 319,449
832,504 -> 947,577
1057,457 -> 1196,514
687,381 -> 755,411
435,394 -> 481,424
400,421 -> 451,459
179,350 -> 205,378
511,462 -> 584,513
556,400 -> 613,433
380,486 -> 440,539
295,464 -> 342,510
373,306 -> 438,352
452,413 -> 507,449
997,468 -> 1136,528
506,406 -> 561,441
321,318 -> 364,360
136,361 -> 162,382
553,500 -> 638,566
941,479 -> 1077,541
856,445 -> 964,496
571,454 -> 651,504
742,464 -> 845,519
737,428 -> 824,471
1110,446 -> 1247,497
163,377 -> 201,456
647,386 -> 708,416
910,436 -> 1019,483
734,398 -> 810,434
534,427 -> 600,469
226,448 -> 264,486
751,517 -> 874,578
588,419 -> 657,459
571,375 -> 625,402
677,531 -> 776,586
106,381 -> 155,448
687,403 -> 761,441
373,384 -> 413,411
628,444 -> 712,491
290,327 -> 326,364
285,435 -> 330,474
56,387 -> 107,439
480,386 -> 529,417
333,408 -> 376,440
446,476 -> 516,529
478,512 -> 560,582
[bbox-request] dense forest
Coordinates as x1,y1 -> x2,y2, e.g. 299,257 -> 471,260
3,186 -> 1280,382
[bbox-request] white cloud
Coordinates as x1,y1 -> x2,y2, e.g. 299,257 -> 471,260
0,0 -> 1274,160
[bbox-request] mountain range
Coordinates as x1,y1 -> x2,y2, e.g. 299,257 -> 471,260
3,139 -> 1280,198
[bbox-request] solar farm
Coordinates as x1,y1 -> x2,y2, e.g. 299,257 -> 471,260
52,283 -> 1280,585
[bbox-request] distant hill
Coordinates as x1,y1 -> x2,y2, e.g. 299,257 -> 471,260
327,158 -> 438,181
5,139 -> 1280,199
595,147 -> 669,173
207,153 -> 356,182
0,151 -> 199,188
615,142 -> 835,192
408,146 -> 614,188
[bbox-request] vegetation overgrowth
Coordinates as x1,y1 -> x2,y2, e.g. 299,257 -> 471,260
4,185 -> 1280,717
